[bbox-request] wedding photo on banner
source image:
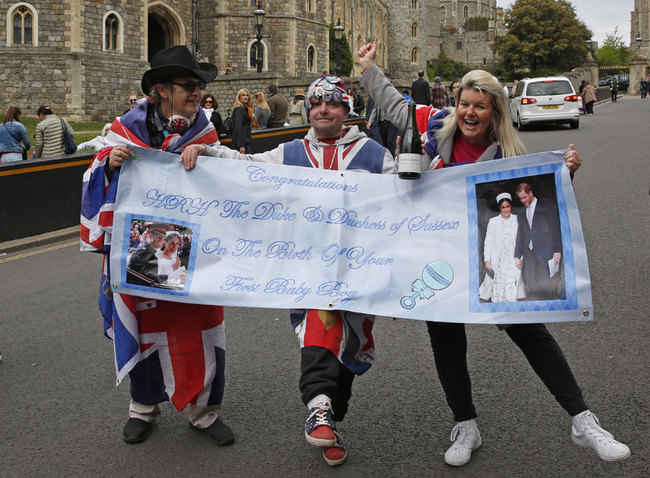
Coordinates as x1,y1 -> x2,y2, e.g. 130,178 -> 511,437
109,147 -> 593,325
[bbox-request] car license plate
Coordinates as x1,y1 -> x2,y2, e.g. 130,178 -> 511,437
542,105 -> 560,110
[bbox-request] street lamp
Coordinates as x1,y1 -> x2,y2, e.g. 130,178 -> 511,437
585,39 -> 594,61
334,19 -> 344,77
636,34 -> 643,53
253,2 -> 266,73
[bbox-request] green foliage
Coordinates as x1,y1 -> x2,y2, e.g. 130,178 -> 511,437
463,17 -> 489,32
597,28 -> 632,65
492,0 -> 592,76
428,51 -> 471,81
329,24 -> 353,77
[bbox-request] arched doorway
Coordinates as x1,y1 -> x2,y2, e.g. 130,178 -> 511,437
147,4 -> 185,61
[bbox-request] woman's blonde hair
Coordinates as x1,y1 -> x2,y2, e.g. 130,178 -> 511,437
436,70 -> 526,158
253,91 -> 270,110
233,88 -> 253,110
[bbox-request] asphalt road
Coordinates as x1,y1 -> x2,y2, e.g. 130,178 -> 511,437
1,96 -> 648,477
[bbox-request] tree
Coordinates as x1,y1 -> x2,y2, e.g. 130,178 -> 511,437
427,50 -> 470,81
329,23 -> 353,77
597,28 -> 632,65
463,17 -> 489,32
492,0 -> 592,76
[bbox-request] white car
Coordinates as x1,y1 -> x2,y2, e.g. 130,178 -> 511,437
510,77 -> 580,130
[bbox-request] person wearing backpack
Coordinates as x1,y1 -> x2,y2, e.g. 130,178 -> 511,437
33,105 -> 74,158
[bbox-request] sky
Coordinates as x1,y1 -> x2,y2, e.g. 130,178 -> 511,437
498,0 -> 634,46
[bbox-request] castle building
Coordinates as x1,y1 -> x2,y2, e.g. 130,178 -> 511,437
1,0 -> 502,122
438,0 -> 504,69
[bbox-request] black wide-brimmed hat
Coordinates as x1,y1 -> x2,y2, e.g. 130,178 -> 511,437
141,45 -> 218,93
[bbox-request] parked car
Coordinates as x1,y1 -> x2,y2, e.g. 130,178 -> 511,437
509,77 -> 580,130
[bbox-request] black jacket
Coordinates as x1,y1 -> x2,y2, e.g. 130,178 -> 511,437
231,105 -> 252,149
411,77 -> 431,105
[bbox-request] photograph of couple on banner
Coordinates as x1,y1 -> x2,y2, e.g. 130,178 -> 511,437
125,218 -> 193,291
474,172 -> 566,306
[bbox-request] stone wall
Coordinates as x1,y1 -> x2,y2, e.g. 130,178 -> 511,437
441,30 -> 495,68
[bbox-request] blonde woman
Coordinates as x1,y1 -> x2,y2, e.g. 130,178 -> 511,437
253,91 -> 271,129
358,41 -> 629,467
231,88 -> 259,153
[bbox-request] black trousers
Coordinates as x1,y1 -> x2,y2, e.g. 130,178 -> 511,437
426,321 -> 588,422
299,346 -> 355,422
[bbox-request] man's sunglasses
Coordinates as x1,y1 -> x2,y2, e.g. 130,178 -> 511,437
170,80 -> 206,92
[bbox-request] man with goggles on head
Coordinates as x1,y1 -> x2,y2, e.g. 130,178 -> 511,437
181,74 -> 396,467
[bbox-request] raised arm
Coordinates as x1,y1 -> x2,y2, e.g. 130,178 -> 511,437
358,42 -> 409,130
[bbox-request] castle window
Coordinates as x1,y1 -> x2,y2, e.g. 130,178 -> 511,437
307,45 -> 317,72
8,3 -> 38,46
411,0 -> 418,10
411,23 -> 418,39
411,47 -> 419,63
305,0 -> 315,13
248,39 -> 268,71
456,41 -> 463,50
440,6 -> 446,24
105,14 -> 118,50
463,5 -> 469,18
102,11 -> 123,52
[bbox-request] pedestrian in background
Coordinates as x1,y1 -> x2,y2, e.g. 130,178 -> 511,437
33,105 -> 74,158
267,83 -> 288,128
609,77 -> 618,103
0,106 -> 31,163
582,81 -> 596,115
350,86 -> 365,116
287,88 -> 307,126
124,90 -> 139,115
448,79 -> 461,107
411,70 -> 431,105
431,76 -> 449,109
231,88 -> 258,153
253,91 -> 272,129
200,94 -> 225,136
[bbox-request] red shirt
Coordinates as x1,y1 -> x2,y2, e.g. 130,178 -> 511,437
450,133 -> 490,165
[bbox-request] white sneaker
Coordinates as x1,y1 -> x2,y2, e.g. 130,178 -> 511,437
571,410 -> 630,461
444,419 -> 482,466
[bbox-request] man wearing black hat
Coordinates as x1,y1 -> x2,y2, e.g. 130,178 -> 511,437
126,222 -> 169,286
81,45 -> 233,446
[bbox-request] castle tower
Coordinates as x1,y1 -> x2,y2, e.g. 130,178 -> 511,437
381,0 -> 440,83
632,0 -> 650,60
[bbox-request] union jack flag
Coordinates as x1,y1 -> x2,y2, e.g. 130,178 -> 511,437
80,101 -> 224,409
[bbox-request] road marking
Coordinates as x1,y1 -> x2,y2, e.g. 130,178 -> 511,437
0,241 -> 78,263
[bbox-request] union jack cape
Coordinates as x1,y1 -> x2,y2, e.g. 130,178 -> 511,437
80,101 -> 225,410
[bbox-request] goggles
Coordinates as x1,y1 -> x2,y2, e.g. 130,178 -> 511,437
306,75 -> 350,109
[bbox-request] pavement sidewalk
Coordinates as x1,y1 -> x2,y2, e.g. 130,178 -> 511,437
0,226 -> 80,254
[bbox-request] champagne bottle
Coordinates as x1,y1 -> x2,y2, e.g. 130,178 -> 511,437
398,101 -> 422,180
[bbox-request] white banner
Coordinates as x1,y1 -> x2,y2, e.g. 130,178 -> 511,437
109,147 -> 593,324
